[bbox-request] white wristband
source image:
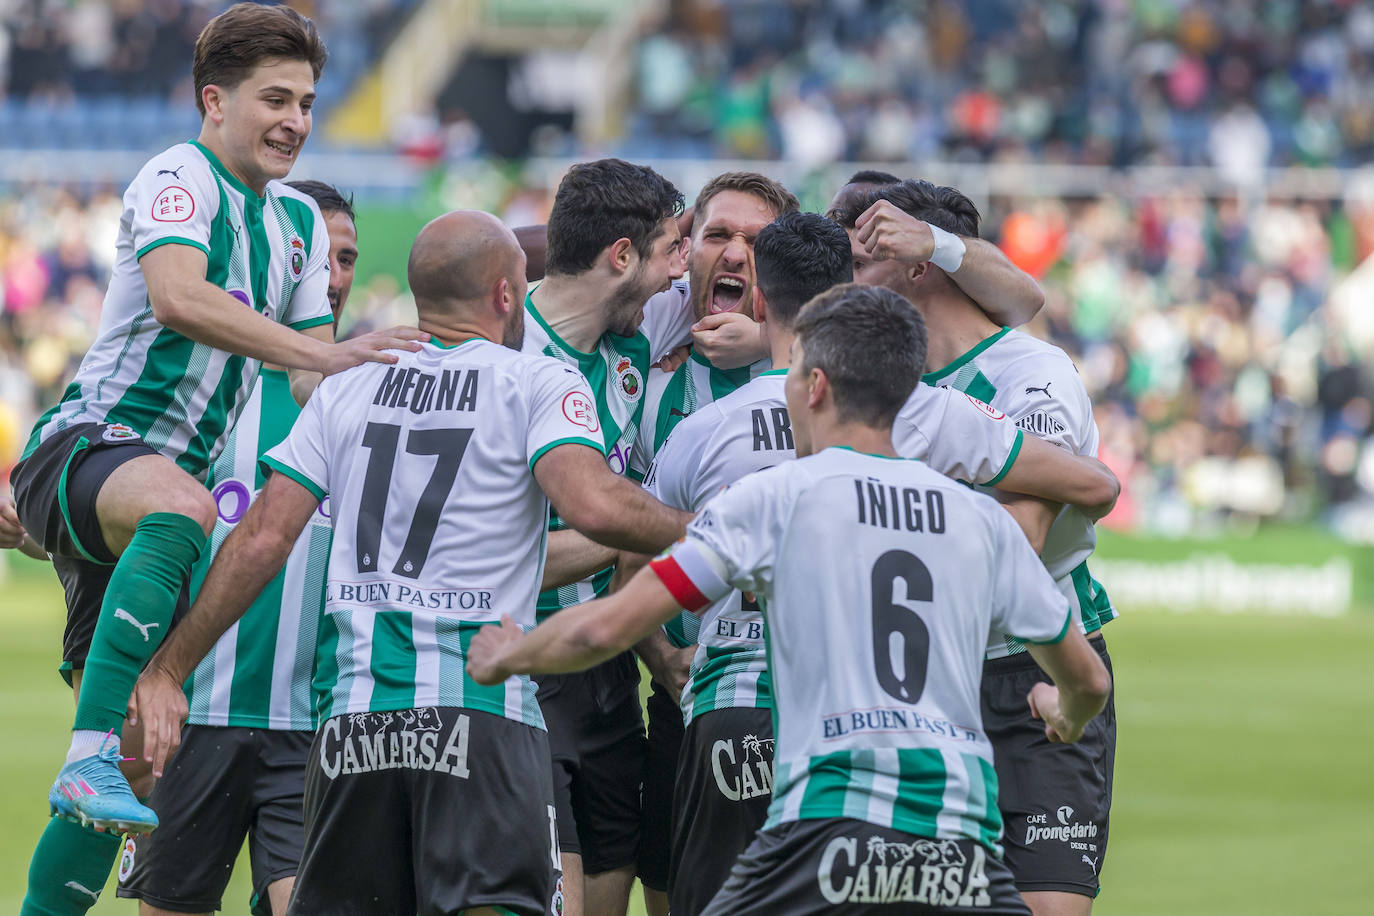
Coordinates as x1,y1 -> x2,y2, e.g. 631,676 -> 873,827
928,224 -> 967,273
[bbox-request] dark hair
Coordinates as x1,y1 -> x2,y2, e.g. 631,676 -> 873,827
845,169 -> 902,186
693,171 -> 799,223
830,179 -> 981,238
285,180 -> 355,223
193,3 -> 328,117
545,159 -> 684,276
754,212 -> 852,327
794,283 -> 927,427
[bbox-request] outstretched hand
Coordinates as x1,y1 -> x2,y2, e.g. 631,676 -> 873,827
466,615 -> 525,686
321,326 -> 428,376
127,664 -> 190,777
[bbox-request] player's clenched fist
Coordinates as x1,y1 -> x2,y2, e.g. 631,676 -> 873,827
467,615 -> 526,685
320,325 -> 428,375
1027,681 -> 1085,744
855,199 -> 936,264
0,494 -> 27,549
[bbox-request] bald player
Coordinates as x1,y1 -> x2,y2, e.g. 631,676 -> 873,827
128,211 -> 693,916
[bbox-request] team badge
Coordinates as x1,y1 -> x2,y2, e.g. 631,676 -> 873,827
289,236 -> 306,281
150,185 -> 195,222
613,356 -> 642,402
117,837 -> 137,882
102,423 -> 141,443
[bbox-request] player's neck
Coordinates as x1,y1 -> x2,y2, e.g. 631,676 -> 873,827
194,130 -> 268,197
920,295 -> 1002,374
419,318 -> 491,348
766,326 -> 795,370
531,275 -> 611,354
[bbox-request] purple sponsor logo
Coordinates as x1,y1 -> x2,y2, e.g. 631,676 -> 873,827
227,289 -> 251,308
212,479 -> 252,525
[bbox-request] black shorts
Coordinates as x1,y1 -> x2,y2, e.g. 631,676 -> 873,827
636,677 -> 684,891
702,818 -> 1030,915
290,706 -> 557,916
116,725 -> 311,916
10,421 -> 184,680
537,650 -> 646,874
981,636 -> 1116,897
670,705 -> 774,916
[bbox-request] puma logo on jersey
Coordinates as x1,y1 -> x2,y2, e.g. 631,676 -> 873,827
669,407 -> 690,418
155,166 -> 185,179
65,882 -> 101,903
114,609 -> 159,642
1025,382 -> 1053,397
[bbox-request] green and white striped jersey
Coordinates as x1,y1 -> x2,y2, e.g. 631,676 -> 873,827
923,327 -> 1117,660
20,141 -> 333,479
262,338 -> 606,726
523,281 -> 692,621
650,447 -> 1072,849
185,368 -> 326,730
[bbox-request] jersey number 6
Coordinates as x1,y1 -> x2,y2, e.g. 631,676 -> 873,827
870,550 -> 932,704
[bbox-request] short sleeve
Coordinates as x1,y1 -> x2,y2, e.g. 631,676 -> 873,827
261,382 -> 331,500
280,195 -> 334,331
637,281 -> 694,361
985,504 -> 1072,643
525,358 -> 608,470
924,388 -> 1024,486
679,467 -> 788,597
130,149 -> 219,260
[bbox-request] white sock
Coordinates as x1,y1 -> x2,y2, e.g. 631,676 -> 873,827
66,729 -> 116,764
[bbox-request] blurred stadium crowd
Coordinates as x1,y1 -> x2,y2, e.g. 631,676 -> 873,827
4,0 -> 1374,539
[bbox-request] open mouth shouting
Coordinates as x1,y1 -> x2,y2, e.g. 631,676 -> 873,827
710,274 -> 748,314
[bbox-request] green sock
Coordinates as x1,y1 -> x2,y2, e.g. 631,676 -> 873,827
20,817 -> 122,915
73,512 -> 207,734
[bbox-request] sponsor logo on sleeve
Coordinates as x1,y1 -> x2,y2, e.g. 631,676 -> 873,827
1014,410 -> 1065,437
151,185 -> 195,222
562,391 -> 600,433
963,393 -> 1005,421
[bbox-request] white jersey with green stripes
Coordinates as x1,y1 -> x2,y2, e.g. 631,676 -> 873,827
20,140 -> 333,479
262,338 -> 606,726
655,447 -> 1072,849
922,327 -> 1116,659
185,368 -> 327,730
646,376 -> 1027,724
523,281 -> 692,620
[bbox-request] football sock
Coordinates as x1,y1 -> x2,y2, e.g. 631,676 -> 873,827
71,512 -> 206,735
65,730 -> 114,766
20,817 -> 121,915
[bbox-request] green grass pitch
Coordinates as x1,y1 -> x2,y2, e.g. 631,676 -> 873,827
2,553 -> 1371,915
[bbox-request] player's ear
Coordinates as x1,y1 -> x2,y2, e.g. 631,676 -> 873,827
202,84 -> 227,124
608,238 -> 633,276
751,287 -> 767,324
808,367 -> 828,410
493,276 -> 513,316
909,261 -> 930,284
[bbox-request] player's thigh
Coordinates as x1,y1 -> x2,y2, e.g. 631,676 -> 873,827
702,819 -> 1029,915
116,725 -> 258,912
981,642 -> 1114,898
95,452 -> 215,553
410,708 -> 558,916
289,714 -> 415,916
247,730 -> 312,916
1021,890 -> 1094,916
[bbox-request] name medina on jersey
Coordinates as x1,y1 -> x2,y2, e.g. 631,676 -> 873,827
711,734 -> 774,801
817,835 -> 992,907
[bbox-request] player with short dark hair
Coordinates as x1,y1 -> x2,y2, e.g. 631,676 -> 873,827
116,181 -> 358,916
835,180 -> 1120,916
467,282 -> 1113,916
129,209 -> 694,916
9,6 -> 422,914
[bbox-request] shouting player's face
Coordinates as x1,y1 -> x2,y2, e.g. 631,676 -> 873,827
606,217 -> 684,337
324,210 -> 359,324
209,58 -> 315,192
688,191 -> 777,322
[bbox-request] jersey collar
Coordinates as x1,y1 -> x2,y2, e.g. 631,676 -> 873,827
921,326 -> 1011,386
189,139 -> 262,202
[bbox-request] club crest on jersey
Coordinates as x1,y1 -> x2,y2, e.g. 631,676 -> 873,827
117,837 -> 137,882
289,236 -> 306,281
102,423 -> 140,443
151,185 -> 195,222
613,356 -> 642,401
562,391 -> 600,433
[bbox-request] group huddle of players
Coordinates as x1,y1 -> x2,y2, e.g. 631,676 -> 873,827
1,5 -> 1119,916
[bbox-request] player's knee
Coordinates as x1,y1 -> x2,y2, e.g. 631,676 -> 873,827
157,486 -> 216,537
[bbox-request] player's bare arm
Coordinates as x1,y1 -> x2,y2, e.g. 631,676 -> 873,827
140,243 -> 425,377
128,471 -> 319,775
534,443 -> 691,553
469,564 -> 684,685
993,492 -> 1059,554
1024,627 -> 1112,744
855,199 -> 1043,326
996,435 -> 1120,518
542,529 -> 618,592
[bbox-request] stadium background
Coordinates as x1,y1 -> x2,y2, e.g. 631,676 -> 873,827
0,0 -> 1370,912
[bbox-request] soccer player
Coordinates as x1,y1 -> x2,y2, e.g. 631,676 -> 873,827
467,282 -> 1113,915
520,158 -> 694,916
128,210 -> 694,916
834,181 -> 1119,916
646,212 -> 1119,914
8,6 -> 423,915
115,180 -> 358,916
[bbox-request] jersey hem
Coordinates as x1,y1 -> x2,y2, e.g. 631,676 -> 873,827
260,455 -> 326,501
287,313 -> 335,331
528,436 -> 606,471
922,326 -> 1012,384
986,429 -> 1024,486
135,236 -> 211,260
